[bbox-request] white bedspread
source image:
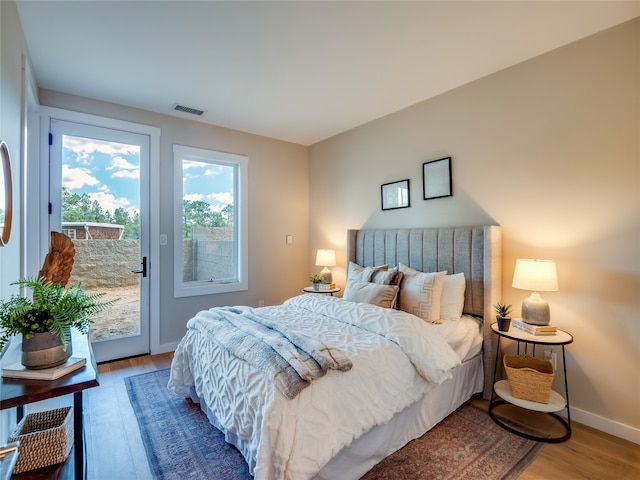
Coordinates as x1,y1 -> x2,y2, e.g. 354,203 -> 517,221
168,294 -> 462,480
433,314 -> 484,362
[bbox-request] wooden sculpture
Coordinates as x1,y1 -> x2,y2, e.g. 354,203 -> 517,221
38,231 -> 76,287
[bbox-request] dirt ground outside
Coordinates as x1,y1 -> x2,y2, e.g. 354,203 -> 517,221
87,286 -> 139,342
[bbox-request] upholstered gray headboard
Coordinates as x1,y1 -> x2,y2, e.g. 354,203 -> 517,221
347,225 -> 502,399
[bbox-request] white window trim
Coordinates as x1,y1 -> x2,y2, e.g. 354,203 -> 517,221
173,144 -> 248,297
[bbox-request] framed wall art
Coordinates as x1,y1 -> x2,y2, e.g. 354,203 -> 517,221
381,179 -> 410,211
423,156 -> 452,200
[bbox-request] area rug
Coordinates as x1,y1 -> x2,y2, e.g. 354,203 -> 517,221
125,368 -> 544,480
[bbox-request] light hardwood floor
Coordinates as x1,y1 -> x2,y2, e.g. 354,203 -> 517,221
20,353 -> 640,479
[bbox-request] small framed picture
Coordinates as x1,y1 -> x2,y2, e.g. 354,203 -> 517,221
381,179 -> 410,211
423,157 -> 452,200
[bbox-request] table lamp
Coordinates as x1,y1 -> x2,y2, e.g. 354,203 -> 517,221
315,249 -> 336,284
512,258 -> 558,325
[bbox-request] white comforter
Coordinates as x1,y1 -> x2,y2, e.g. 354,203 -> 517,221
168,294 -> 461,480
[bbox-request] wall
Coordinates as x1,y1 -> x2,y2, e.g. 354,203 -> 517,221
37,91 -> 310,351
309,19 -> 639,442
69,240 -> 139,288
0,0 -> 30,444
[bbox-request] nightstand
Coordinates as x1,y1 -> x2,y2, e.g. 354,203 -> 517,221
489,323 -> 573,442
302,286 -> 341,296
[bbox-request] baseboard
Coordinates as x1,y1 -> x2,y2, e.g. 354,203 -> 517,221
571,406 -> 640,445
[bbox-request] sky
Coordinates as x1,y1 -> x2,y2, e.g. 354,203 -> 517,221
62,136 -> 234,218
182,160 -> 234,213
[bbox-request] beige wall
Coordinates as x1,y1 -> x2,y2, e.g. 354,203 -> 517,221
36,91 -> 310,350
310,19 -> 639,441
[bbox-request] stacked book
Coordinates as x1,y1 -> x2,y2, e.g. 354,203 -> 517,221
512,319 -> 557,335
2,356 -> 86,380
318,283 -> 337,291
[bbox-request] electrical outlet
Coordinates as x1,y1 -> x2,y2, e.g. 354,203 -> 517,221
258,300 -> 265,307
544,350 -> 557,370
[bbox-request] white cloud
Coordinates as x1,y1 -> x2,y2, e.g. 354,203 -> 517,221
204,167 -> 224,176
183,160 -> 204,170
184,193 -> 203,201
63,165 -> 100,190
108,156 -> 137,170
88,191 -> 132,214
107,155 -> 139,180
112,169 -> 139,180
63,136 -> 139,158
207,192 -> 233,205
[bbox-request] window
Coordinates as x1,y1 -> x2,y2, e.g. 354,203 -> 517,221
61,228 -> 76,240
173,145 -> 248,297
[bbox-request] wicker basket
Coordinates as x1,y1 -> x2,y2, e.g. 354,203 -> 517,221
504,354 -> 555,404
9,407 -> 74,474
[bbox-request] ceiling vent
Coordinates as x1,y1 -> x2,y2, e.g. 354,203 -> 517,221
173,104 -> 205,116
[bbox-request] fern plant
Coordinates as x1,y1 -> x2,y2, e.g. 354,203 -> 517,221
0,277 -> 117,351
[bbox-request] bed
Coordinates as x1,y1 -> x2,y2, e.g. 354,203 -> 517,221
168,225 -> 502,479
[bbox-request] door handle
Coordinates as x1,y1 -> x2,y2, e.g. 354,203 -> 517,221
131,256 -> 147,278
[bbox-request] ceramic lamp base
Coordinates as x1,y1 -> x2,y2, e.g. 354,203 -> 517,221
521,292 -> 551,325
319,267 -> 333,284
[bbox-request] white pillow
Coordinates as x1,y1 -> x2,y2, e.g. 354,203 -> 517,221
398,263 -> 447,323
440,273 -> 466,321
343,281 -> 399,309
346,261 -> 388,282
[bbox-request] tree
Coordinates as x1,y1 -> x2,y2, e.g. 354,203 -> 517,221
60,190 -> 232,241
221,204 -> 234,228
182,199 -> 232,238
62,187 -> 93,222
61,187 -> 140,239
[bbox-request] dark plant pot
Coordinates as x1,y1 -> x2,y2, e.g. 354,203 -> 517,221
312,283 -> 320,291
496,316 -> 511,332
21,331 -> 72,369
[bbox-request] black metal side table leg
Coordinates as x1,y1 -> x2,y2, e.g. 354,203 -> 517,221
73,391 -> 85,479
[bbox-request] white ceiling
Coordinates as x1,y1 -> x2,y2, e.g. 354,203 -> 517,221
16,1 -> 639,146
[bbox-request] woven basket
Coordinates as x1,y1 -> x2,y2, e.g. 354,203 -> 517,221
9,407 -> 74,474
504,354 -> 555,404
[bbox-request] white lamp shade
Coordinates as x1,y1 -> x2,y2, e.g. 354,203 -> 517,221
512,259 -> 558,292
315,249 -> 336,267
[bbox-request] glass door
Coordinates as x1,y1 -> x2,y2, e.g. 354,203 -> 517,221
49,119 -> 150,362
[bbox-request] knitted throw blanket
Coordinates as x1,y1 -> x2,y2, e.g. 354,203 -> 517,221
187,306 -> 352,399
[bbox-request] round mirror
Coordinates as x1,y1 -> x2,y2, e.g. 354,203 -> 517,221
0,140 -> 13,246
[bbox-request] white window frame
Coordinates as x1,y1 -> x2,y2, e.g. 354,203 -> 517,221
173,144 -> 248,297
61,228 -> 76,240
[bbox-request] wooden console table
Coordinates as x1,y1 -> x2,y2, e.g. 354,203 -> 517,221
0,329 -> 99,479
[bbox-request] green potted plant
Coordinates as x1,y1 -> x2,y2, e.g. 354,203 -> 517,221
0,277 -> 117,369
494,302 -> 513,332
309,274 -> 325,291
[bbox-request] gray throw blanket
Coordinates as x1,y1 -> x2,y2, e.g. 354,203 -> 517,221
189,306 -> 352,399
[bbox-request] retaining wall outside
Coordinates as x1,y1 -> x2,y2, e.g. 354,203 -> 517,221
68,240 -> 140,289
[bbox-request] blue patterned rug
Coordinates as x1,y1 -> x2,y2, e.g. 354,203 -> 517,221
125,368 -> 250,480
125,368 -> 543,479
